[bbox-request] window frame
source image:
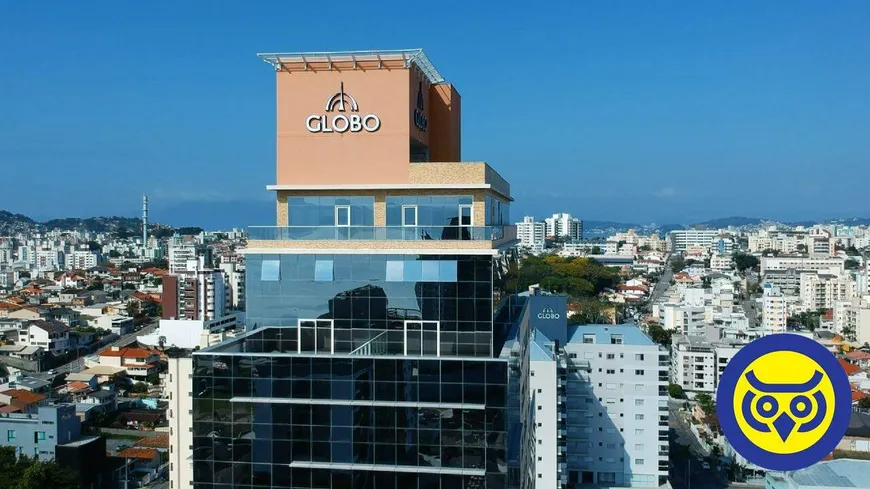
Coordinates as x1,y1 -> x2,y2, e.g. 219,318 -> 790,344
334,205 -> 351,227
401,205 -> 418,227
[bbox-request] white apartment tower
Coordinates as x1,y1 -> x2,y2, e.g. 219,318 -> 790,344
168,236 -> 198,274
167,356 -> 194,489
508,295 -> 668,489
516,216 -> 546,252
544,213 -> 583,242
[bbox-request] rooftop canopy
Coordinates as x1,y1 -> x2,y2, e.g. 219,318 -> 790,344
256,48 -> 445,84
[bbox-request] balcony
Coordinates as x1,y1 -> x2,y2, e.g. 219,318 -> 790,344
249,225 -> 515,242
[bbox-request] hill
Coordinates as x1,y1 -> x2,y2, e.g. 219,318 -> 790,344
690,216 -> 765,229
0,211 -> 173,236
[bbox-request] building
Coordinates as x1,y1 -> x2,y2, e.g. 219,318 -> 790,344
761,269 -> 802,295
167,356 -> 193,489
96,347 -> 160,381
709,254 -> 732,272
189,49 -> 518,489
670,335 -> 743,394
762,285 -> 788,333
760,256 -> 845,275
68,249 -> 100,270
667,230 -> 721,252
162,262 -> 229,321
544,213 -> 583,242
0,404 -> 81,459
218,261 -> 246,309
18,319 -> 69,355
167,238 -> 198,274
799,271 -> 856,310
662,304 -> 705,336
765,458 -> 870,489
139,313 -> 242,350
504,294 -> 668,488
34,249 -> 64,271
516,216 -> 546,253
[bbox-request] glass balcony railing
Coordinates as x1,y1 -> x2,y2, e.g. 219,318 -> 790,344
247,225 -> 513,241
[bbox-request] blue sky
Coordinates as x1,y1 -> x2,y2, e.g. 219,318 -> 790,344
2,1 -> 869,228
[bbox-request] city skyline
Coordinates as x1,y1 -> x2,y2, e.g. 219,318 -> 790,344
3,1 -> 870,225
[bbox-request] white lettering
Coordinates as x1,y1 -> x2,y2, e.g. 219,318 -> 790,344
306,115 -> 321,132
333,115 -> 349,133
364,115 -> 381,132
349,115 -> 362,132
537,312 -> 561,320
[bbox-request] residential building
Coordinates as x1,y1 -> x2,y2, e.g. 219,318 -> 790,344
68,249 -> 100,270
0,404 -> 81,460
662,304 -> 705,336
544,213 -> 583,242
762,285 -> 788,333
709,254 -> 732,272
162,263 -> 229,321
799,271 -> 856,310
190,48 -> 518,489
167,238 -> 198,274
18,319 -> 70,355
34,249 -> 63,271
516,216 -> 546,253
0,389 -> 48,414
762,269 -> 802,295
167,356 -> 193,489
760,256 -> 845,274
505,293 -> 669,489
96,347 -> 160,381
671,336 -> 716,393
139,313 -> 242,350
218,261 -> 246,309
667,230 -> 721,252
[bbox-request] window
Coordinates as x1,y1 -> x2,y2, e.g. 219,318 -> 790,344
260,259 -> 280,281
537,389 -> 542,393
635,399 -> 644,406
636,354 -> 645,361
636,459 -> 645,465
538,474 -> 542,479
335,205 -> 350,226
606,369 -> 615,374
35,432 -> 45,442
635,369 -> 645,376
537,406 -> 542,410
583,334 -> 595,344
606,353 -> 615,360
421,261 -> 440,282
635,414 -> 644,420
635,429 -> 644,436
459,204 -> 473,226
635,384 -> 644,391
6,430 -> 15,441
537,423 -> 542,427
386,261 -> 404,282
635,444 -> 644,450
314,260 -> 334,282
569,353 -> 577,358
402,205 -> 418,226
606,383 -> 616,389
610,335 -> 623,344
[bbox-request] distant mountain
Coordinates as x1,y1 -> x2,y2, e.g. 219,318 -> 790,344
690,216 -> 765,229
0,211 -> 171,236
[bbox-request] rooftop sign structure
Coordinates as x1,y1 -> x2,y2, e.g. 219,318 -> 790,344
256,48 -> 445,84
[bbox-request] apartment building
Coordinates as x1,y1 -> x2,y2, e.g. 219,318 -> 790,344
667,230 -> 722,252
762,285 -> 788,333
218,261 -> 246,309
662,303 -> 705,336
0,404 -> 81,459
162,261 -> 229,321
833,298 -> 870,344
762,269 -> 803,295
799,271 -> 856,310
96,347 -> 160,381
505,294 -> 668,488
167,238 -> 198,274
760,256 -> 844,275
167,356 -> 194,489
516,216 -> 546,253
68,249 -> 100,270
544,213 -> 583,242
709,254 -> 732,272
34,249 -> 63,271
670,336 -> 742,394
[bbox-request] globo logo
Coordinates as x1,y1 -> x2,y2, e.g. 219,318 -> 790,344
538,306 -> 560,320
307,82 -> 381,134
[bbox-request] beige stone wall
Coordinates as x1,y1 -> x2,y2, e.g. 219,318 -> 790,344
247,239 -> 496,251
409,162 -> 486,185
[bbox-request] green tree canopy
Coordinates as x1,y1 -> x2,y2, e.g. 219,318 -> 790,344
668,383 -> 684,399
732,252 -> 759,273
646,324 -> 673,347
0,448 -> 78,489
695,393 -> 715,415
517,255 -> 618,298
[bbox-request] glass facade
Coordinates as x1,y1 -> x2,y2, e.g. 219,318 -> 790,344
484,196 -> 510,226
246,254 -> 496,358
191,348 -> 508,489
385,196 -> 473,226
287,196 -> 375,226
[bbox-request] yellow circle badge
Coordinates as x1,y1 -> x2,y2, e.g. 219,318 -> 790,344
717,334 -> 851,470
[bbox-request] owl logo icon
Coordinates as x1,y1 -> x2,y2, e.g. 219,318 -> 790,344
717,334 -> 851,471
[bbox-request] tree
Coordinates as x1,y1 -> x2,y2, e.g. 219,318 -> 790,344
797,244 -> 808,253
147,373 -> 161,386
516,255 -> 619,298
590,246 -> 602,255
846,259 -> 860,270
129,382 -> 149,394
647,324 -> 673,346
108,250 -> 121,258
670,257 -> 686,274
17,461 -> 78,489
125,302 -> 139,318
668,383 -> 684,399
732,252 -> 759,273
858,397 -> 870,410
638,245 -> 652,252
695,392 -> 715,415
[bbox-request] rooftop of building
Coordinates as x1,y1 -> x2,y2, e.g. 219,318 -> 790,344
769,459 -> 870,487
566,325 -> 655,346
256,48 -> 445,84
99,347 -> 155,359
26,319 -> 69,334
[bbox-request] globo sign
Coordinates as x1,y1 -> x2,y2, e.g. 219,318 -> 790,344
307,82 -> 381,134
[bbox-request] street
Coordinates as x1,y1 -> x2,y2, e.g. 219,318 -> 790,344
649,254 -> 675,306
742,299 -> 759,329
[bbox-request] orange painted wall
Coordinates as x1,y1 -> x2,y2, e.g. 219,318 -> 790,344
429,84 -> 461,162
276,69 -> 413,185
408,68 -> 430,147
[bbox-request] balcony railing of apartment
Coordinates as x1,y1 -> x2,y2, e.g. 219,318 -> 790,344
248,225 -> 514,241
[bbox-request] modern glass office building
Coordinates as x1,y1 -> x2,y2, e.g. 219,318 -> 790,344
190,49 -> 518,489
